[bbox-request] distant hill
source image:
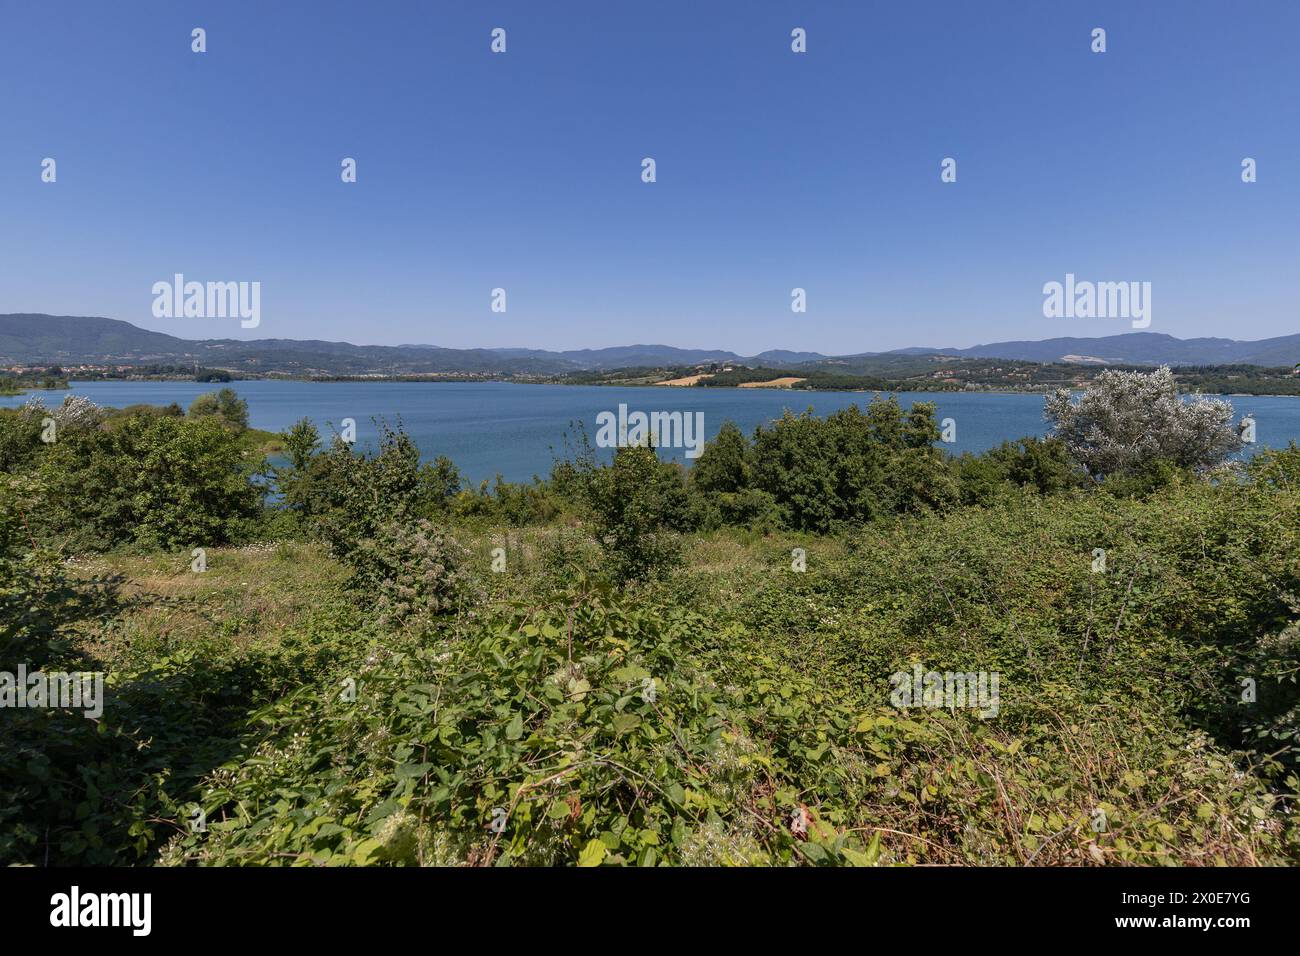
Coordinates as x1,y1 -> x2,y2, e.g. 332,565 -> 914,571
1,314 -> 191,361
0,316 -> 756,373
887,332 -> 1300,367
2,314 -> 1298,375
543,346 -> 742,369
753,349 -> 833,365
0,314 -> 585,375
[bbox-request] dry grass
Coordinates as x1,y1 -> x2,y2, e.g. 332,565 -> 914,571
654,374 -> 713,386
69,540 -> 347,662
737,377 -> 805,388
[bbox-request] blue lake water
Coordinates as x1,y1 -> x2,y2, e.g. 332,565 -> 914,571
4,380 -> 1296,485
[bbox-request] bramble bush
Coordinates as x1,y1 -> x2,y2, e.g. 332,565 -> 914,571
348,519 -> 476,628
163,586 -> 829,867
659,454 -> 1300,862
5,392 -> 1300,867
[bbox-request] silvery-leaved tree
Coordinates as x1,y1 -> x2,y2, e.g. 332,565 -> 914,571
1044,366 -> 1243,479
20,393 -> 103,431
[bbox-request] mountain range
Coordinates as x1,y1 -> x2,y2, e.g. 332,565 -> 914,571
3,314 -> 1299,376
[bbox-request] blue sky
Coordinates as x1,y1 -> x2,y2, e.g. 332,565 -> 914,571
1,1 -> 1297,354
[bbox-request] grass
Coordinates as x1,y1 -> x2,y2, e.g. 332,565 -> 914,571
62,496 -> 1297,866
77,540 -> 347,665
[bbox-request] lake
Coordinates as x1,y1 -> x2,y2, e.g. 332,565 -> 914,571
4,380 -> 1297,484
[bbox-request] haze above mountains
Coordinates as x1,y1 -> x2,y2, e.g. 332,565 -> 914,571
3,314 -> 1299,377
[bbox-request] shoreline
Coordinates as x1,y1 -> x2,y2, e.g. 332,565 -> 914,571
32,376 -> 1300,399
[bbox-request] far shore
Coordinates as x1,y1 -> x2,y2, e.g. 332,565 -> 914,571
19,375 -> 1298,399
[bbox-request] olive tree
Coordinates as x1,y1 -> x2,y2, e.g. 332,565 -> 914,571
20,394 -> 103,432
1045,366 -> 1244,479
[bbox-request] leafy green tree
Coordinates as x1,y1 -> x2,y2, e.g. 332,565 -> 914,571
691,420 -> 753,494
188,387 -> 249,430
36,413 -> 264,550
955,437 -> 1080,505
281,418 -> 321,470
750,398 -> 956,532
586,444 -> 693,582
427,455 -> 464,505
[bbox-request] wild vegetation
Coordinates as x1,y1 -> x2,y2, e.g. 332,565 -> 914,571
0,368 -> 69,395
2,371 -> 1298,866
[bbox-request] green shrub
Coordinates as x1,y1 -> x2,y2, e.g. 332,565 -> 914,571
164,589 -> 783,866
188,387 -> 249,430
346,519 -> 476,627
955,437 -> 1081,506
34,411 -> 264,551
751,398 -> 957,531
0,589 -> 369,866
277,420 -> 461,555
585,444 -> 693,582
691,420 -> 752,495
0,409 -> 43,475
451,475 -> 565,527
0,473 -> 121,669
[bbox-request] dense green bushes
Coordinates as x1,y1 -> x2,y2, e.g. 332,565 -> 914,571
1,394 -> 266,551
688,400 -> 1080,532
0,383 -> 1207,565
187,387 -> 249,429
743,400 -> 956,531
4,374 -> 1298,867
35,412 -> 264,551
662,460 -> 1300,862
759,400 -> 953,529
268,395 -> 1040,566
953,437 -> 1081,505
163,588 -> 771,866
2,472 -> 368,865
0,473 -> 118,669
276,419 -> 460,548
150,458 -> 1300,865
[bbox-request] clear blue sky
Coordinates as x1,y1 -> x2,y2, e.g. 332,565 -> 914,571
2,1 -> 1297,354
